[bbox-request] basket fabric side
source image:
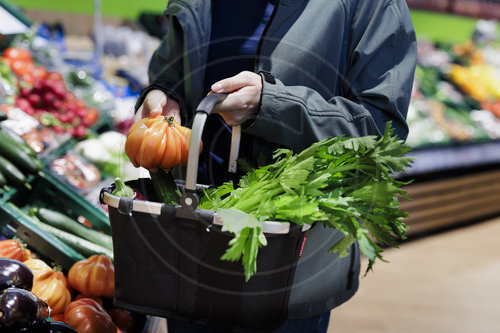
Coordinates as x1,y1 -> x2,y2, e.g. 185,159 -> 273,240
107,180 -> 306,332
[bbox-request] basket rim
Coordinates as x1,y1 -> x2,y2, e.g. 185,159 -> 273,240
101,191 -> 311,234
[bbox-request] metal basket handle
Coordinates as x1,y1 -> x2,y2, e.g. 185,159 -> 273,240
182,93 -> 241,210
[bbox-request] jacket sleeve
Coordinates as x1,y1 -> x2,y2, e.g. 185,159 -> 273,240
134,15 -> 189,123
244,0 -> 417,152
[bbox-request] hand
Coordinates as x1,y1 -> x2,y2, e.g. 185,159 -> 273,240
210,71 -> 262,126
135,89 -> 181,124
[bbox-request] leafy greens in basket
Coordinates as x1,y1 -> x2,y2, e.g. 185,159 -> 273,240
199,125 -> 413,281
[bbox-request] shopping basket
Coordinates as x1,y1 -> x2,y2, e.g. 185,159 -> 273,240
100,94 -> 310,332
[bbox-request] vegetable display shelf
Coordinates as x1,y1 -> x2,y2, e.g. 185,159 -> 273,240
0,200 -> 85,271
33,171 -> 110,232
0,166 -> 111,270
398,140 -> 500,236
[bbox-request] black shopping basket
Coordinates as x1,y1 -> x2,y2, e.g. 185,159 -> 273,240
100,94 -> 310,332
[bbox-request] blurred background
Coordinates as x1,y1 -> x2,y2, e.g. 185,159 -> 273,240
0,1 -> 499,332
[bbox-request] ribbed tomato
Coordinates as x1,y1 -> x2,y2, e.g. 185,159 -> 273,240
64,298 -> 116,333
125,115 -> 197,170
23,259 -> 72,314
0,239 -> 27,262
68,255 -> 114,297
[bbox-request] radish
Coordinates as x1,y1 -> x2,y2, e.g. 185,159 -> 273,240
27,94 -> 41,108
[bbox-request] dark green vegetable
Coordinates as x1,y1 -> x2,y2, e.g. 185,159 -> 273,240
112,177 -> 134,198
0,288 -> 49,328
30,217 -> 113,259
0,125 -> 36,158
34,208 -> 113,251
150,169 -> 181,205
0,131 -> 41,174
0,110 -> 7,121
0,169 -> 6,188
0,154 -> 29,188
200,124 -> 413,280
0,258 -> 33,291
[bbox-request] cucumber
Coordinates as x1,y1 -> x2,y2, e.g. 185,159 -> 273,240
31,219 -> 114,259
150,170 -> 181,204
0,125 -> 36,157
0,131 -> 41,174
0,154 -> 28,188
34,207 -> 113,251
0,169 -> 6,187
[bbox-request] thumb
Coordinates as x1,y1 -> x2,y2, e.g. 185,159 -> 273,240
143,90 -> 167,115
211,71 -> 254,93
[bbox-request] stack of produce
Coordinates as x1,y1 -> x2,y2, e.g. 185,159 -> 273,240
0,247 -> 140,333
0,47 -> 100,139
0,257 -> 75,332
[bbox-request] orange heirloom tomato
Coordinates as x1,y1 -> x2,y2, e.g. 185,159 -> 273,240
0,239 -> 28,261
68,255 -> 115,297
125,115 -> 197,170
64,298 -> 116,333
24,259 -> 72,314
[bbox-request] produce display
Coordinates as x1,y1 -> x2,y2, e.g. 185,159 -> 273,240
0,254 -> 142,332
0,257 -> 75,332
407,39 -> 500,148
2,47 -> 99,139
0,30 -> 149,332
2,8 -> 500,332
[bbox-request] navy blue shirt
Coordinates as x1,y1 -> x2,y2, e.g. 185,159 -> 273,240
199,0 -> 275,186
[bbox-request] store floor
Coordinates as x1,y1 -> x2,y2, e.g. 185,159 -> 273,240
328,218 -> 500,333
148,218 -> 500,333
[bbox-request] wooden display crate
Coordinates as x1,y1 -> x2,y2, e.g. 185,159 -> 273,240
400,167 -> 500,235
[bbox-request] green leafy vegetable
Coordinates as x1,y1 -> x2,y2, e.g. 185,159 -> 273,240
199,123 -> 413,280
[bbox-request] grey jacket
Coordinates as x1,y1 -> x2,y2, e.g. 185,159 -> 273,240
143,0 -> 416,319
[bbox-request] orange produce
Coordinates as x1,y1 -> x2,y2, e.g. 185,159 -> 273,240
24,258 -> 72,314
125,115 -> 197,170
68,255 -> 115,297
0,239 -> 28,261
2,47 -> 32,62
75,294 -> 103,306
64,298 -> 116,333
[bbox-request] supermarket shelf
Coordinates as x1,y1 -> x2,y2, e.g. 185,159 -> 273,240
400,167 -> 500,235
399,140 -> 500,177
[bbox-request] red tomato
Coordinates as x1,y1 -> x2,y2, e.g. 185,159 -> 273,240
46,71 -> 64,82
107,308 -> 135,333
83,107 -> 99,127
0,239 -> 27,261
32,66 -> 48,80
3,47 -> 32,62
11,59 -> 34,78
75,294 -> 103,306
64,298 -> 116,333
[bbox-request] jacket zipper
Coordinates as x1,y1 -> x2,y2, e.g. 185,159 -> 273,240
254,0 -> 280,71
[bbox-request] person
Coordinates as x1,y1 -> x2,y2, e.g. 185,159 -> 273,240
134,0 -> 417,332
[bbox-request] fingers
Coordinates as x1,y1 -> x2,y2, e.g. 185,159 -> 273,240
211,71 -> 260,93
136,90 -> 182,123
164,98 -> 182,124
142,89 -> 167,117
